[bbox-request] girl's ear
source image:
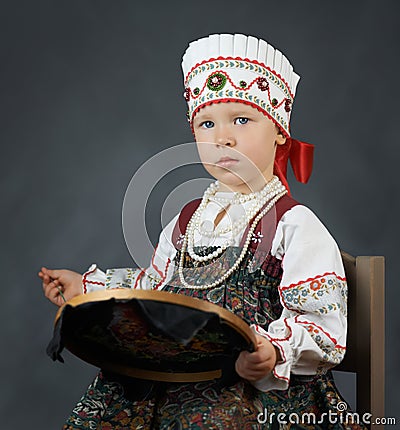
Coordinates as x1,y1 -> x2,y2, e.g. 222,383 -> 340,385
276,130 -> 287,146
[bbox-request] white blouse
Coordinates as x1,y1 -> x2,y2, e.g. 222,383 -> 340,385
82,193 -> 347,392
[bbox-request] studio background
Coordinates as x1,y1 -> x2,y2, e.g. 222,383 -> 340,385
1,1 -> 398,428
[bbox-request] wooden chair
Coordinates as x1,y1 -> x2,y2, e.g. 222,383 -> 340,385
335,252 -> 385,429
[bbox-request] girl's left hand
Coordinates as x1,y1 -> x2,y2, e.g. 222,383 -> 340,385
235,334 -> 279,382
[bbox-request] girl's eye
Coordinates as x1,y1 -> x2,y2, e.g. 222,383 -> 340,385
201,121 -> 214,129
235,117 -> 248,125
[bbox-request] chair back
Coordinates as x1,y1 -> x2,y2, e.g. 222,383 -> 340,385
336,252 -> 385,428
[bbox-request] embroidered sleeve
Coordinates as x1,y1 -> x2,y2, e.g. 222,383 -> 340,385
83,214 -> 179,293
252,205 -> 347,392
82,264 -> 106,294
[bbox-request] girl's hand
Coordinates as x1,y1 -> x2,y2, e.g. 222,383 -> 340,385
39,267 -> 83,307
235,334 -> 279,382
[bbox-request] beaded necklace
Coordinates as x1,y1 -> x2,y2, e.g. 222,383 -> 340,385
199,176 -> 281,239
178,178 -> 287,290
187,176 -> 285,262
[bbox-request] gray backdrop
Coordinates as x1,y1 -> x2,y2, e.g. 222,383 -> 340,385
1,0 -> 399,428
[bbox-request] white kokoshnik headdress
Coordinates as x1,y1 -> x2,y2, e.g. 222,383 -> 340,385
182,33 -> 300,137
181,33 -> 314,192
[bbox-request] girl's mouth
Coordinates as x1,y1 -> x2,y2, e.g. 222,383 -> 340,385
216,157 -> 239,168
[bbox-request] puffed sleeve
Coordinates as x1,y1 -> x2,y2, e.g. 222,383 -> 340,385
251,205 -> 347,392
82,214 -> 179,293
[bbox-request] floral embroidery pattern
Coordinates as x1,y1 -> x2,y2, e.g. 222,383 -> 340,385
206,72 -> 227,91
176,233 -> 185,246
189,89 -> 289,132
295,316 -> 346,366
279,274 -> 347,316
251,231 -> 263,243
105,268 -> 137,289
185,59 -> 293,99
186,69 -> 290,120
256,76 -> 269,91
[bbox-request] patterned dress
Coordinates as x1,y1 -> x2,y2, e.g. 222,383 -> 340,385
63,195 -> 365,429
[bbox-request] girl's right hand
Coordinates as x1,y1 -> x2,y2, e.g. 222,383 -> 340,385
39,267 -> 83,307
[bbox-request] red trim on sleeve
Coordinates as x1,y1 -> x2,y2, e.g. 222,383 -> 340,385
294,315 -> 341,346
82,266 -> 100,294
266,318 -> 293,343
272,368 -> 290,382
253,325 -> 288,364
151,245 -> 164,278
254,325 -> 291,382
279,272 -> 346,291
133,269 -> 146,289
154,258 -> 171,290
270,337 -> 287,363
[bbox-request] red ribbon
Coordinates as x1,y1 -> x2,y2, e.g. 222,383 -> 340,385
274,138 -> 314,194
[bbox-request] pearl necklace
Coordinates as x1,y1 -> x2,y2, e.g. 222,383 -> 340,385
199,180 -> 284,239
178,190 -> 287,290
209,176 -> 280,206
187,177 -> 286,262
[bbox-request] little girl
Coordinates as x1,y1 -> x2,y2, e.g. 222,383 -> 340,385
40,33 -> 363,429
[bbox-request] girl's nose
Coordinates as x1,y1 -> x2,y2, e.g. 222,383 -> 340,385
216,134 -> 236,147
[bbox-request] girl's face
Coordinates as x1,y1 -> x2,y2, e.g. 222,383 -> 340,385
193,102 -> 286,194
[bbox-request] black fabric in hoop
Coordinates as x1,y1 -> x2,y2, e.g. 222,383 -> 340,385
47,291 -> 256,385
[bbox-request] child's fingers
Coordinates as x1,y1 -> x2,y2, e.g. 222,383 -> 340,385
41,273 -> 52,289
45,282 -> 63,304
43,268 -> 61,279
236,347 -> 276,373
243,349 -> 272,365
43,279 -> 59,297
235,355 -> 266,380
38,270 -> 49,281
236,359 -> 274,381
41,267 -> 64,280
43,281 -> 52,296
39,268 -> 52,284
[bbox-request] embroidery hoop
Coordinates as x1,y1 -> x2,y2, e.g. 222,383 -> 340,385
49,289 -> 257,383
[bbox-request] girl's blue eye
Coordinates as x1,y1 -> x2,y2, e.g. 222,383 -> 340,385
235,117 -> 248,125
201,121 -> 214,129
